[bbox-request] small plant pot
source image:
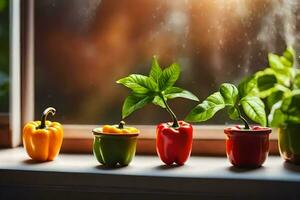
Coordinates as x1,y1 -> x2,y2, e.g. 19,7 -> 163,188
224,126 -> 272,168
279,124 -> 300,164
92,128 -> 139,167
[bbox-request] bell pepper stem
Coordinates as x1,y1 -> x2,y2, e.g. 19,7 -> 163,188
118,121 -> 125,129
159,94 -> 179,128
39,107 -> 56,129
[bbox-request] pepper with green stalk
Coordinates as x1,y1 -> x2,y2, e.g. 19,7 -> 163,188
117,56 -> 199,165
186,83 -> 271,167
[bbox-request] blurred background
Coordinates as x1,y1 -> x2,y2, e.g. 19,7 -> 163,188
34,0 -> 300,125
0,0 -> 9,113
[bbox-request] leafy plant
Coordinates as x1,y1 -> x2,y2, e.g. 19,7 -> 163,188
185,82 -> 267,129
117,56 -> 199,128
250,47 -> 300,127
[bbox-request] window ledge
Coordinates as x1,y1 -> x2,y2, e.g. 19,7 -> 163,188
0,148 -> 300,199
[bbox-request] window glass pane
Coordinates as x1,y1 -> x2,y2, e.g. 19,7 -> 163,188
0,0 -> 9,113
35,0 -> 300,125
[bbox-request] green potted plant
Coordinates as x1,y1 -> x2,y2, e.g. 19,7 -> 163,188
186,83 -> 271,168
117,56 -> 198,165
251,47 -> 300,164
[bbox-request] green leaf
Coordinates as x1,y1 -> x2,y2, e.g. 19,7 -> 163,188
185,92 -> 225,122
238,76 -> 257,98
267,87 -> 299,126
286,116 -> 300,124
256,68 -> 290,88
267,90 -> 284,109
257,74 -> 277,91
149,56 -> 162,82
122,94 -> 153,118
268,101 -> 286,127
152,95 -> 166,108
294,73 -> 300,89
283,46 -> 295,63
269,53 -> 287,70
219,83 -> 238,105
268,53 -> 293,82
240,96 -> 266,126
158,63 -> 180,90
117,74 -> 157,94
164,87 -> 199,101
255,67 -> 291,98
227,106 -> 239,120
281,90 -> 300,115
280,56 -> 293,68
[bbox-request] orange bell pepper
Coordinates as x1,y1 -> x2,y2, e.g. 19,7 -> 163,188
23,107 -> 64,161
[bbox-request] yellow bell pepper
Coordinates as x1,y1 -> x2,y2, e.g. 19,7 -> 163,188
23,107 -> 64,161
102,121 -> 139,134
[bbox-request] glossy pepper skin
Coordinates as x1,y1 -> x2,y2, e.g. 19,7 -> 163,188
156,121 -> 193,165
224,126 -> 271,168
23,107 -> 64,161
93,129 -> 138,167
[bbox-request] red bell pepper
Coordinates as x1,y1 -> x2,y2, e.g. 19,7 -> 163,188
156,121 -> 193,165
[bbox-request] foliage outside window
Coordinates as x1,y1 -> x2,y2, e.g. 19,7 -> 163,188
0,0 -> 9,113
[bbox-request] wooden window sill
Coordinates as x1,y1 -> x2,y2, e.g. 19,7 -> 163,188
0,148 -> 299,199
61,125 -> 279,155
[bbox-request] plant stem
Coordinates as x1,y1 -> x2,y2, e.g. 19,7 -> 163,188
38,107 -> 56,129
236,106 -> 250,129
239,115 -> 250,129
159,94 -> 179,128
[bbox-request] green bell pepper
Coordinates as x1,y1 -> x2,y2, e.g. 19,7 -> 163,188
92,128 -> 138,167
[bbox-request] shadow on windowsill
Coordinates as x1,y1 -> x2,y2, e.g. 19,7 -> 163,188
227,165 -> 265,173
94,164 -> 129,170
154,164 -> 183,170
283,161 -> 300,173
22,159 -> 52,165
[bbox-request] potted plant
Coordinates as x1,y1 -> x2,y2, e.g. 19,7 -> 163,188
186,83 -> 271,168
93,121 -> 139,167
250,47 -> 300,164
117,56 -> 199,165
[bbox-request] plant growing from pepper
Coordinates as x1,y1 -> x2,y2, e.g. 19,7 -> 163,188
185,83 -> 270,167
117,56 -> 199,165
186,83 -> 267,129
23,107 -> 64,161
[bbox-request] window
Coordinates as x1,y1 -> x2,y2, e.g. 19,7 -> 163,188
22,0 -> 300,153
